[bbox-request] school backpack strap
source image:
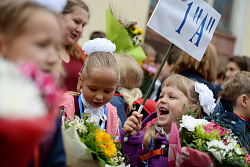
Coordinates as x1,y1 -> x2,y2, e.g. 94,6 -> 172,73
140,147 -> 169,162
133,98 -> 157,115
114,92 -> 123,98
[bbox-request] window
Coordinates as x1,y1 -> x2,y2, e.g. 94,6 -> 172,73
213,0 -> 233,32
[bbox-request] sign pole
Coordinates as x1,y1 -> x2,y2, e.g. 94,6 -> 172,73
124,43 -> 174,142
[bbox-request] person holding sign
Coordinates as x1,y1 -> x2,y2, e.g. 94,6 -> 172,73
174,43 -> 221,103
120,74 -> 215,167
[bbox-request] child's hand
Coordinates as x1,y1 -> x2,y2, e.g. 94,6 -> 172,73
123,111 -> 143,136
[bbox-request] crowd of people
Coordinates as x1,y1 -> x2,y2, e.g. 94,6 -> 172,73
0,0 -> 250,167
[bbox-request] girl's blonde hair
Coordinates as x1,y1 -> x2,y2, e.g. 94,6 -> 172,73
114,53 -> 144,111
0,1 -> 56,43
174,43 -> 217,83
61,0 -> 89,60
77,51 -> 119,91
143,74 -> 202,149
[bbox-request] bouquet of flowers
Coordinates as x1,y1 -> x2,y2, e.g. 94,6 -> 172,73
118,19 -> 144,47
0,59 -> 60,167
106,8 -> 147,62
62,114 -> 128,167
168,112 -> 250,167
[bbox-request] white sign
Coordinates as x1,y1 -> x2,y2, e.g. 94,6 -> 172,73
147,0 -> 221,61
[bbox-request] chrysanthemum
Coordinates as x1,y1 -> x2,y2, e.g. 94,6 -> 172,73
0,59 -> 47,119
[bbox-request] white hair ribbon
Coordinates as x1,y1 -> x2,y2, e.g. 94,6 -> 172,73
195,82 -> 216,115
82,38 -> 116,56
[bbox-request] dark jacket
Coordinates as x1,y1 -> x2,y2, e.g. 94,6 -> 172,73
120,112 -> 169,167
206,98 -> 250,153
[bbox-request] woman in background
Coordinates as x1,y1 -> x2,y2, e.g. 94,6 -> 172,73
59,0 -> 89,92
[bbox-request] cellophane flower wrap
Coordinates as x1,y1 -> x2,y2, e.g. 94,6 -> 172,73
169,114 -> 250,167
105,8 -> 147,62
0,59 -> 60,167
62,114 -> 128,167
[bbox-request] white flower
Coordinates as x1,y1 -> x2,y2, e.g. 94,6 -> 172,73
0,59 -> 47,119
195,82 -> 216,115
82,38 -> 116,55
31,0 -> 67,12
179,115 -> 210,131
206,138 -> 242,162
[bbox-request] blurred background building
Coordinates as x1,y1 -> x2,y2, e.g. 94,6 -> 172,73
80,0 -> 250,58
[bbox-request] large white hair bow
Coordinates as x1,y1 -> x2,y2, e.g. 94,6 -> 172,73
82,38 -> 116,56
195,82 -> 216,115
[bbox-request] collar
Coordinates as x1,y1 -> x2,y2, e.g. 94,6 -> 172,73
79,89 -> 107,129
155,125 -> 170,141
234,113 -> 250,123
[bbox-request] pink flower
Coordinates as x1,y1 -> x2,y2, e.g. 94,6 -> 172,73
222,138 -> 228,146
203,121 -> 227,136
142,64 -> 157,74
17,61 -> 60,109
204,124 -> 213,133
246,155 -> 250,165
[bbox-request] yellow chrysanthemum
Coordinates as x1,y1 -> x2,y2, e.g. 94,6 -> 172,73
102,133 -> 111,141
99,144 -> 106,149
104,149 -> 116,157
95,129 -> 117,157
95,129 -> 104,143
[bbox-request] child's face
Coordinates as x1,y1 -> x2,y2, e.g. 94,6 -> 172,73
1,10 -> 61,75
159,62 -> 174,80
156,85 -> 192,133
80,68 -> 118,108
61,6 -> 89,45
225,61 -> 241,81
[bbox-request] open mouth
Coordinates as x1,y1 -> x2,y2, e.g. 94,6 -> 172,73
159,107 -> 169,115
71,33 -> 77,39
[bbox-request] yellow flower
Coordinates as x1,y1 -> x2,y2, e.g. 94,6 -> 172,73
138,37 -> 144,42
95,129 -> 104,143
132,29 -> 139,35
137,29 -> 144,35
104,148 -> 117,157
99,144 -> 106,149
95,129 -> 117,157
102,132 -> 111,141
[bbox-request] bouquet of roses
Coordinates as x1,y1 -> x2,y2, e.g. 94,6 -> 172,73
169,111 -> 250,167
0,59 -> 60,167
62,114 -> 128,167
106,8 -> 147,62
